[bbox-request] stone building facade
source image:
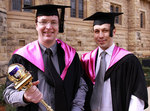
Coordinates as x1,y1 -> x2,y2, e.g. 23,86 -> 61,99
0,0 -> 150,83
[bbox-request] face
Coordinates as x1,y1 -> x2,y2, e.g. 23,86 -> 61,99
36,15 -> 59,48
94,24 -> 115,50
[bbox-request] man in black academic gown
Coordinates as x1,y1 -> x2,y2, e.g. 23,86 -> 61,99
81,12 -> 148,111
3,4 -> 88,111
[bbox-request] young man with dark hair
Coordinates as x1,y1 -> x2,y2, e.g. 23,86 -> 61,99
81,12 -> 148,111
3,4 -> 88,111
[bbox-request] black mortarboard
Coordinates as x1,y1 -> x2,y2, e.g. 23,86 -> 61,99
84,12 -> 123,37
23,4 -> 70,33
84,12 -> 123,26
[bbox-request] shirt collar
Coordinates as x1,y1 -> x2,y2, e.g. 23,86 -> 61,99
98,43 -> 115,57
39,41 -> 57,56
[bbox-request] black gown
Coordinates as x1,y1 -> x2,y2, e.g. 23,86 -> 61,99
6,42 -> 83,111
83,52 -> 148,111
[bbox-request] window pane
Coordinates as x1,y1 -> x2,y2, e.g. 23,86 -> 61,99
116,6 -> 119,12
140,12 -> 145,28
24,0 -> 32,12
110,5 -> 114,12
140,13 -> 143,28
12,0 -> 21,11
78,0 -> 83,18
115,7 -> 119,23
24,0 -> 32,6
71,0 -> 76,17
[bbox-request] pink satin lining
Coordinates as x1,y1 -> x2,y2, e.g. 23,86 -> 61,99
14,39 -> 76,80
81,48 -> 98,84
109,46 -> 131,68
14,40 -> 44,72
57,39 -> 76,80
81,46 -> 131,84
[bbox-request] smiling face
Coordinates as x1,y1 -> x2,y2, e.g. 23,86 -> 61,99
36,15 -> 59,48
94,24 -> 115,50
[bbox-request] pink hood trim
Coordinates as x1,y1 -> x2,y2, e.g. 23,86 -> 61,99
81,46 -> 131,84
14,39 -> 76,80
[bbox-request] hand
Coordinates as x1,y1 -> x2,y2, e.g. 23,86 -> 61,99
23,80 -> 43,103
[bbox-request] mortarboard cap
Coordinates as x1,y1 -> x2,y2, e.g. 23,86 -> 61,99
23,4 -> 70,33
84,12 -> 123,26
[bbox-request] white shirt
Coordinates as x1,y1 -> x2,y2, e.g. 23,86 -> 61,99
95,43 -> 144,111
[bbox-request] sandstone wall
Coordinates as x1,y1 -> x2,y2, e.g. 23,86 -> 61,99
128,0 -> 150,57
0,0 -> 7,84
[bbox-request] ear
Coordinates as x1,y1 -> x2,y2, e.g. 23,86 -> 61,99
35,23 -> 38,30
113,28 -> 116,36
35,18 -> 38,30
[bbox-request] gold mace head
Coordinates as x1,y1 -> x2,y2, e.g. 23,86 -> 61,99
8,63 -> 33,91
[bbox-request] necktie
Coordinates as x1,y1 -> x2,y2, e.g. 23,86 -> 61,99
46,48 -> 53,58
44,48 -> 55,86
90,51 -> 107,111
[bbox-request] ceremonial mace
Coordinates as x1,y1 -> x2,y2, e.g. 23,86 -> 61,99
8,63 -> 54,111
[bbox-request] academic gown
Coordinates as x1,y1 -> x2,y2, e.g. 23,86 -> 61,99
81,45 -> 148,111
6,39 -> 83,111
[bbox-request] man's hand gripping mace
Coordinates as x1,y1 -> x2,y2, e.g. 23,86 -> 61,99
8,63 -> 53,111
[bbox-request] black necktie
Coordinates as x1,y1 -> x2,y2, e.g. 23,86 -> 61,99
44,48 -> 55,86
45,48 -> 54,68
45,48 -> 53,59
90,51 -> 107,111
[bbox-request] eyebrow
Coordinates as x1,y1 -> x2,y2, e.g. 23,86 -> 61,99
94,27 -> 110,30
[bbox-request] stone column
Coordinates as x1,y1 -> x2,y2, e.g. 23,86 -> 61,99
0,0 -> 7,84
